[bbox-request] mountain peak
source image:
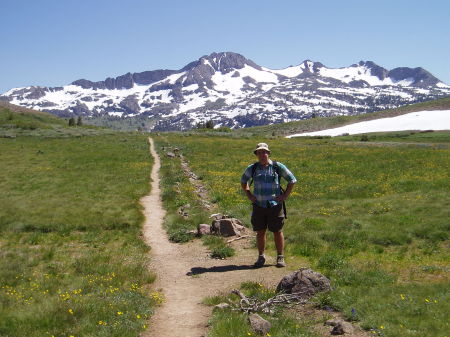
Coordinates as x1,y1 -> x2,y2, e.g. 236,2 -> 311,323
183,51 -> 261,73
355,60 -> 389,80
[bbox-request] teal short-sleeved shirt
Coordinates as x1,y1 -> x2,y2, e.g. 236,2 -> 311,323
241,160 -> 297,208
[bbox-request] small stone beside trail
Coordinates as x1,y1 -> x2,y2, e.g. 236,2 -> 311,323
197,223 -> 211,235
326,319 -> 354,335
248,313 -> 271,335
276,268 -> 332,300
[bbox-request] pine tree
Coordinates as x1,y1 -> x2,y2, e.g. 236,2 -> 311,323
77,116 -> 83,126
68,117 -> 75,126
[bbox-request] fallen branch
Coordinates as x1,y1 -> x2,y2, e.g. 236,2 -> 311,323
231,289 -> 250,306
226,235 -> 253,243
229,290 -> 309,314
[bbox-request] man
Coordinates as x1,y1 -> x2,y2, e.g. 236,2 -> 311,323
240,143 -> 297,268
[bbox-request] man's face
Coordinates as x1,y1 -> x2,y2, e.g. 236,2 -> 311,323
256,149 -> 270,163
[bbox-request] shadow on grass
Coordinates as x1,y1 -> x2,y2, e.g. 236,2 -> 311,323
187,264 -> 276,275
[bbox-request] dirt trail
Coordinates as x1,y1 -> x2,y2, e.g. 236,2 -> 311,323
140,137 -> 371,337
140,138 -> 289,337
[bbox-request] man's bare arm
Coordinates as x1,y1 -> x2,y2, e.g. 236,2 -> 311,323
241,182 -> 257,203
276,182 -> 295,202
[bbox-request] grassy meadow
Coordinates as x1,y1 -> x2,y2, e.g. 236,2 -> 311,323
0,107 -> 157,337
154,132 -> 450,337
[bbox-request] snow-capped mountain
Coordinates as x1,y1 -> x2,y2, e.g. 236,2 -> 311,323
1,52 -> 449,130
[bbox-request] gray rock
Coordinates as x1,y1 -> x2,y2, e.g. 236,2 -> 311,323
119,95 -> 140,114
214,303 -> 230,309
211,218 -> 240,237
248,313 -> 271,335
166,152 -> 176,158
276,268 -> 331,300
325,318 -> 342,326
330,321 -> 353,335
197,224 -> 211,236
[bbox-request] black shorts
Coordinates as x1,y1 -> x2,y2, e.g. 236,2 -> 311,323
251,203 -> 284,232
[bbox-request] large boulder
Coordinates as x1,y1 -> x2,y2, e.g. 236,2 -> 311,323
210,217 -> 245,237
276,268 -> 331,300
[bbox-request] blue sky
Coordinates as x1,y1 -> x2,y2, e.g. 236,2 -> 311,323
1,0 -> 449,93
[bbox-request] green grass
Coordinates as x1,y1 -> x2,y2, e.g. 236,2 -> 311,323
154,133 -> 450,337
202,236 -> 235,259
0,126 -> 157,336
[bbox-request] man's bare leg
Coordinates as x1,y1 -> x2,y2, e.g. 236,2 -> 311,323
273,231 -> 284,256
256,229 -> 267,255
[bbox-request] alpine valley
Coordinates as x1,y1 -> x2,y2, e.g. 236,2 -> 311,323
1,52 -> 449,131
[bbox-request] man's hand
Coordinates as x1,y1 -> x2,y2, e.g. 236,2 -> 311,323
275,183 -> 295,203
275,194 -> 286,202
247,193 -> 257,203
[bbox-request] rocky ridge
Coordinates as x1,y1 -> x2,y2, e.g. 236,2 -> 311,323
2,52 -> 449,130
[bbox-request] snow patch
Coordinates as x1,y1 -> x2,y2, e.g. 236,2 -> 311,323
287,110 -> 450,137
266,65 -> 305,78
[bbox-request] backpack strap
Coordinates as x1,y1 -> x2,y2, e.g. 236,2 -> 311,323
273,161 -> 287,219
248,162 -> 259,187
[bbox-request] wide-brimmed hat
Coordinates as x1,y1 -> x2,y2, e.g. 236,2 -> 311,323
253,142 -> 270,154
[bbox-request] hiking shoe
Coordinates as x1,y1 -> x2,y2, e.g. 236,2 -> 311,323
276,255 -> 286,268
253,255 -> 266,268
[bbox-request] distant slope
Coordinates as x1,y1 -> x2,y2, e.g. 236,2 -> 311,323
234,97 -> 450,137
0,101 -> 112,137
0,100 -> 67,129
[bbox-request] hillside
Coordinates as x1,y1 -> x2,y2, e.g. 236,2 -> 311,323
0,101 -> 114,137
232,97 -> 450,137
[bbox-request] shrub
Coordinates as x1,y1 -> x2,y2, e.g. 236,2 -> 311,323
210,245 -> 235,259
168,229 -> 194,243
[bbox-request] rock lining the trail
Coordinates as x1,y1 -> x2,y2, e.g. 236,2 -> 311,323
196,215 -> 248,238
276,268 -> 332,300
178,153 -> 215,210
326,319 -> 354,335
248,313 -> 271,335
211,217 -> 246,237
